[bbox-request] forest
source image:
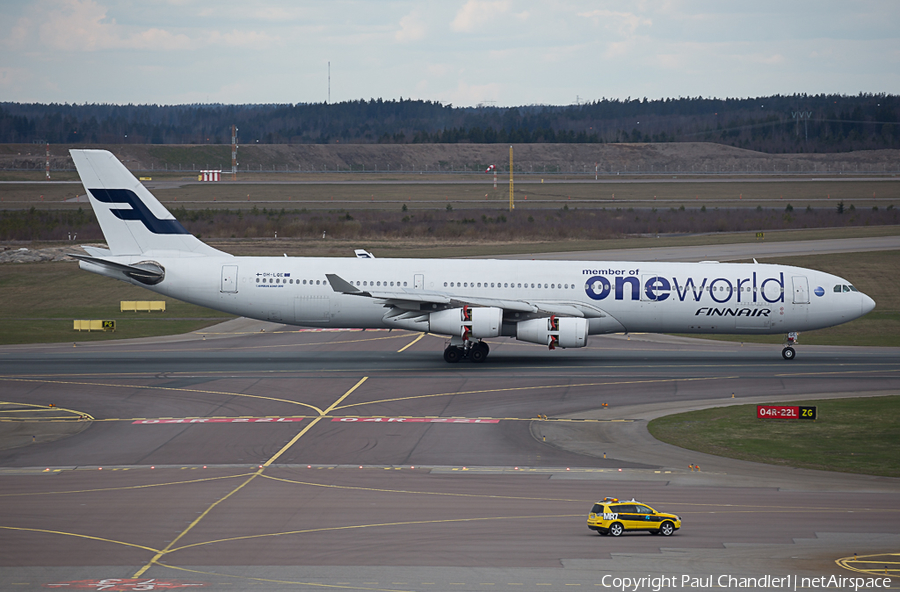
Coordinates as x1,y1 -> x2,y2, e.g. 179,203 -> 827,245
0,93 -> 897,154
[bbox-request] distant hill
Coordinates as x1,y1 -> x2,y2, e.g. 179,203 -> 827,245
1,94 -> 897,154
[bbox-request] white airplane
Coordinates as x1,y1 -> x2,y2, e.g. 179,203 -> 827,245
70,149 -> 875,362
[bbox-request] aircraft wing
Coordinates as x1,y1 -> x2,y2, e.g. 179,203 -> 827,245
326,273 -> 604,318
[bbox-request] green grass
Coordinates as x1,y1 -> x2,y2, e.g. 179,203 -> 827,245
0,261 -> 232,344
648,396 -> 900,478
0,319 -> 224,345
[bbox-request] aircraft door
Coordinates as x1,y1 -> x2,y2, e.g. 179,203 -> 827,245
221,265 -> 238,293
792,276 -> 810,304
414,274 -> 424,290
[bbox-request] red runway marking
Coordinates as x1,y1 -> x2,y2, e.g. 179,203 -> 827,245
331,417 -> 499,423
45,578 -> 205,590
133,417 -> 308,424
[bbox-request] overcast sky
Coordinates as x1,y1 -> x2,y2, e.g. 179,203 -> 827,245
2,0 -> 898,107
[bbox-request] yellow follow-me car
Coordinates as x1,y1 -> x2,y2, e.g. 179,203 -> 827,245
587,498 -> 682,537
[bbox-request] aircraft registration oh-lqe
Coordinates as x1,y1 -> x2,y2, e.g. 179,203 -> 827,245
71,149 -> 875,363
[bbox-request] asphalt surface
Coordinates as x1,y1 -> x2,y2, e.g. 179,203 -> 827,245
0,321 -> 898,592
478,235 -> 900,262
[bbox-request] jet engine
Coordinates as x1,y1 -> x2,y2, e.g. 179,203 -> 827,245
516,316 -> 588,349
429,306 -> 502,339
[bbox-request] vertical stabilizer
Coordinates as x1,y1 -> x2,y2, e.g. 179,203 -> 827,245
71,149 -> 223,257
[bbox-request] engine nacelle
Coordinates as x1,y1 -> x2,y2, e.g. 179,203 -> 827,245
516,316 -> 588,349
429,307 -> 502,339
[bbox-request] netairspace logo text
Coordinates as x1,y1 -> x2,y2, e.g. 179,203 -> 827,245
598,574 -> 892,592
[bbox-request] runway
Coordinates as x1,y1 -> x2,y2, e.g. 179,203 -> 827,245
0,326 -> 898,591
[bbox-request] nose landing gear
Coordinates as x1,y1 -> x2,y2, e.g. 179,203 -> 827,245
443,338 -> 490,363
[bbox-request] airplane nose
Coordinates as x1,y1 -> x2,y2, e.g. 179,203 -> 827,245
861,294 -> 876,316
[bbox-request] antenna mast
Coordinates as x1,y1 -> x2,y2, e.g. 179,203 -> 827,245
509,146 -> 514,211
231,125 -> 238,181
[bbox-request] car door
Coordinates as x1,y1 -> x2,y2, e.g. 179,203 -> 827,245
632,504 -> 660,531
609,504 -> 637,530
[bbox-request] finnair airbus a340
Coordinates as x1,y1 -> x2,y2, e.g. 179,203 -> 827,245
70,149 -> 875,362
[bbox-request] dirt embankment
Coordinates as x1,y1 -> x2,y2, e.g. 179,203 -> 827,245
2,142 -> 898,174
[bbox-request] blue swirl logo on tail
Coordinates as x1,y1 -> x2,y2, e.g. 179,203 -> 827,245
89,188 -> 189,235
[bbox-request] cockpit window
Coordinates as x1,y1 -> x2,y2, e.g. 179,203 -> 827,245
849,285 -> 859,292
834,285 -> 841,293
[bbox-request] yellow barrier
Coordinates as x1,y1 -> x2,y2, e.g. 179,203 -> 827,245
73,320 -> 116,332
120,301 -> 166,312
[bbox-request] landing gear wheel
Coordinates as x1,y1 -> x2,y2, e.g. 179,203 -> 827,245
659,521 -> 675,536
470,341 -> 489,363
782,346 -> 796,360
608,522 -> 624,537
443,346 -> 463,363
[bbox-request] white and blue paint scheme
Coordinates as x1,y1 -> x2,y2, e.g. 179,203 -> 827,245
70,149 -> 875,362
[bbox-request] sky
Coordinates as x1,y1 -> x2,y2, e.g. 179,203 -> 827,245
1,0 -> 898,107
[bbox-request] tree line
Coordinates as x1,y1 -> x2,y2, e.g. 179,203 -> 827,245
0,93 -> 897,153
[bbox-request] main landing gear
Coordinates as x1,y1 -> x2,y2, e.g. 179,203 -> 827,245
782,331 -> 799,360
443,337 -> 490,363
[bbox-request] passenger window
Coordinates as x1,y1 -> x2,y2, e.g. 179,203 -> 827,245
403,282 -> 407,287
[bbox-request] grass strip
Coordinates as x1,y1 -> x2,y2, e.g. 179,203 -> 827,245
647,396 -> 900,478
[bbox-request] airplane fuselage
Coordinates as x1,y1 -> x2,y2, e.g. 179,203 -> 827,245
85,254 -> 871,336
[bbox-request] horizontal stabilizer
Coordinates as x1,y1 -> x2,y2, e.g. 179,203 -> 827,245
69,254 -> 165,285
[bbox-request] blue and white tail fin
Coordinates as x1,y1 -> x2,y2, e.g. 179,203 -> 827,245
71,149 -> 223,257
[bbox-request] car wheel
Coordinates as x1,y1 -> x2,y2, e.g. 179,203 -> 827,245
659,521 -> 675,536
608,522 -> 624,537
